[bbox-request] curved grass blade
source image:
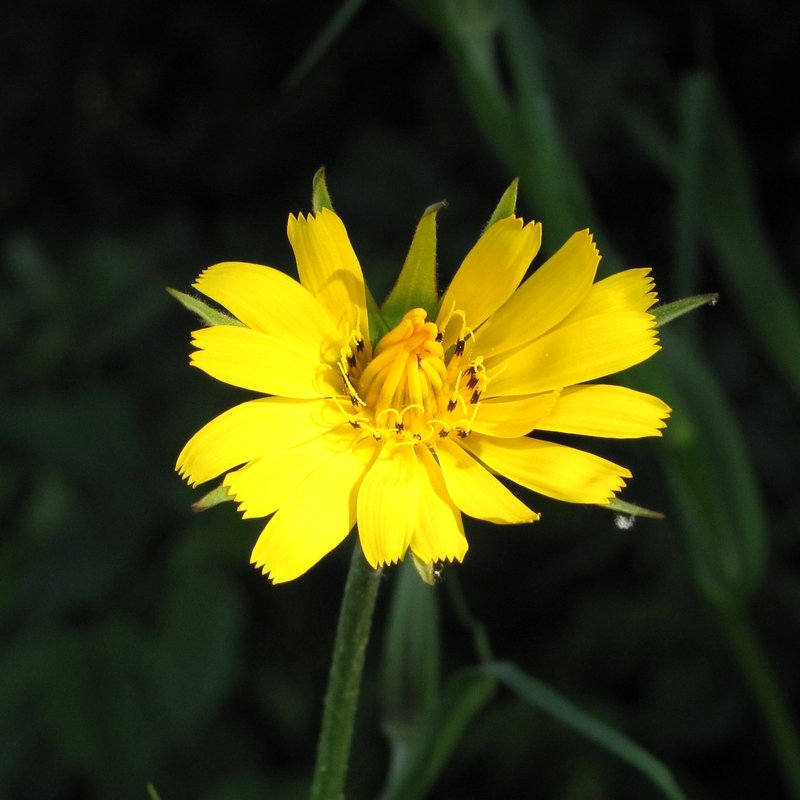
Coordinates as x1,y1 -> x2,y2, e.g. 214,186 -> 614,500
376,669 -> 496,800
482,661 -> 688,800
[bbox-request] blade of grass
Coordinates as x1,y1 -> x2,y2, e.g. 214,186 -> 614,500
482,661 -> 688,800
376,669 -> 496,800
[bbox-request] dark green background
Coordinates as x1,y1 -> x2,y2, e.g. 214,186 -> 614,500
2,1 -> 799,798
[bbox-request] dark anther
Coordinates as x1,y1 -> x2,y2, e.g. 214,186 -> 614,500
456,429 -> 470,438
447,398 -> 457,412
395,422 -> 404,433
438,429 -> 449,438
466,374 -> 479,390
346,354 -> 357,369
470,390 -> 481,404
412,433 -> 422,441
348,420 -> 361,429
435,330 -> 444,342
454,339 -> 465,357
356,337 -> 365,352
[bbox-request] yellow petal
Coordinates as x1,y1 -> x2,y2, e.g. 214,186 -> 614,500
470,391 -> 560,437
436,216 -> 541,346
563,268 -> 657,324
223,424 -> 361,518
190,326 -> 341,398
193,261 -> 342,359
487,311 -> 659,396
409,445 -> 468,564
357,441 -> 421,568
472,230 -> 599,359
287,209 -> 369,348
537,384 -> 671,438
460,433 -> 631,505
436,437 -> 539,524
250,437 -> 378,583
177,397 -> 341,487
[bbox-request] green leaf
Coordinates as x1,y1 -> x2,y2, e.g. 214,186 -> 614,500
146,784 -> 163,800
380,558 -> 441,755
382,202 -> 443,327
377,669 -> 496,800
311,167 -> 334,213
166,288 -> 244,328
365,280 -> 391,345
652,294 -> 719,327
606,497 -> 665,521
482,661 -> 689,800
191,484 -> 233,513
484,178 -> 519,230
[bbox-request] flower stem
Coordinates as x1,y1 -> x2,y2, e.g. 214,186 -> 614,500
310,539 -> 382,800
717,606 -> 800,799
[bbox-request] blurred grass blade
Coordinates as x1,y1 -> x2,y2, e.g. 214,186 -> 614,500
618,105 -> 676,174
427,1 -> 522,179
701,91 -> 800,398
499,0 -> 597,250
622,74 -> 800,398
380,557 -> 441,779
482,661 -> 688,800
146,785 -> 162,800
652,294 -> 719,327
657,331 -> 767,606
284,0 -> 370,90
674,74 -> 714,299
166,288 -> 243,328
377,669 -> 496,800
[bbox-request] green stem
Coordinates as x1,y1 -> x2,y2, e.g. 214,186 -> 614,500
310,539 -> 382,800
717,606 -> 800,799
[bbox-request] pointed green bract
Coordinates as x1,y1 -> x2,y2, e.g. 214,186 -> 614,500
607,497 -> 665,520
411,552 -> 436,585
167,288 -> 244,328
484,178 -> 520,230
653,293 -> 719,327
382,202 -> 443,327
312,166 -> 334,212
191,484 -> 234,512
365,280 -> 391,345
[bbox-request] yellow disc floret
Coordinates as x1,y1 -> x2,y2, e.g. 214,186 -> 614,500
337,307 -> 489,443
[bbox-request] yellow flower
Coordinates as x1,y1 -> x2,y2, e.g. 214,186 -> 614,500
177,207 -> 669,583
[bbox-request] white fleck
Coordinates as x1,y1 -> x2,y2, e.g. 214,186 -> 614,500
614,513 -> 635,531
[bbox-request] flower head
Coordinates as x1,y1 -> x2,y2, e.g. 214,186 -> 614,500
177,190 -> 669,583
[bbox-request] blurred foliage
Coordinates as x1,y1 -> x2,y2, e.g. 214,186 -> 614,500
2,0 -> 800,798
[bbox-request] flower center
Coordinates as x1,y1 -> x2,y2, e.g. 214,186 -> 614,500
337,307 -> 487,443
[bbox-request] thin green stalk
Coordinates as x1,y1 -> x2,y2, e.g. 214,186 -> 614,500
717,606 -> 800,799
310,539 -> 382,800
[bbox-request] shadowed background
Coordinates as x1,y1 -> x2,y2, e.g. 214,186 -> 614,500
2,0 -> 800,798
